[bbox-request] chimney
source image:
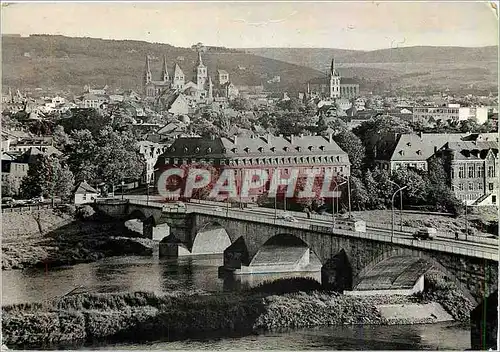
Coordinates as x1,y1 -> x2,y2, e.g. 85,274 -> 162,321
434,146 -> 437,153
418,131 -> 423,138
290,135 -> 294,144
266,133 -> 272,144
328,132 -> 333,143
232,136 -> 238,144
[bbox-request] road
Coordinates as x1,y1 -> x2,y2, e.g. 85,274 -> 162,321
120,195 -> 498,258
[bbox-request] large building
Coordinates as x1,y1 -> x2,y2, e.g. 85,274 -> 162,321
307,59 -> 360,100
379,132 -> 498,173
413,104 -> 489,124
143,54 -> 237,102
434,140 -> 498,206
155,134 -> 351,201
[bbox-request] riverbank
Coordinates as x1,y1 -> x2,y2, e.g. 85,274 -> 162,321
1,208 -> 154,270
2,275 -> 474,349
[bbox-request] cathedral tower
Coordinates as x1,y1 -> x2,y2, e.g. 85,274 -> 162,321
329,58 -> 341,99
144,55 -> 152,86
196,53 -> 207,90
161,55 -> 169,82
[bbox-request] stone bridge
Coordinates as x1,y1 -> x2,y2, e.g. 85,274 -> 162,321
94,200 -> 498,303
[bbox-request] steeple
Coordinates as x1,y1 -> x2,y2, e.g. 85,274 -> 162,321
161,55 -> 169,82
330,57 -> 340,77
144,55 -> 152,85
197,52 -> 204,67
208,77 -> 213,100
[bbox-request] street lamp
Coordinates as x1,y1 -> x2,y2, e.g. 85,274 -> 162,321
389,180 -> 404,231
338,175 -> 351,219
332,180 -> 346,229
391,185 -> 407,242
451,185 -> 468,241
121,180 -> 125,200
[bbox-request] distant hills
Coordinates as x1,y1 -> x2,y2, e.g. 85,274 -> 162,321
243,46 -> 498,93
2,35 -> 497,95
1,35 -> 323,94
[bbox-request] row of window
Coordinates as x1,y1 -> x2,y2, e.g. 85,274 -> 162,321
170,155 -> 346,166
454,182 -> 495,191
453,165 -> 496,179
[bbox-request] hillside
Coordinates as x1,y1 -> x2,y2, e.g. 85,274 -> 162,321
244,46 -> 498,93
1,35 -> 323,93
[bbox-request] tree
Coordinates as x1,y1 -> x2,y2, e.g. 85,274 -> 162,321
230,97 -> 252,111
426,157 -> 463,215
59,108 -> 112,137
275,111 -> 311,135
353,115 -> 413,168
391,168 -> 428,206
66,127 -> 143,187
342,176 -> 368,211
363,169 -> 380,209
53,125 -> 71,150
21,155 -> 74,200
332,129 -> 365,176
2,175 -> 21,197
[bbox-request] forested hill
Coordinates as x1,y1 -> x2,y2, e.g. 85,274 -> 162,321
1,35 -> 323,93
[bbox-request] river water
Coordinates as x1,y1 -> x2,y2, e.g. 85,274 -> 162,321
2,255 -> 471,350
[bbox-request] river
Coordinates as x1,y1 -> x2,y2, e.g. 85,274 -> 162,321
2,255 -> 471,350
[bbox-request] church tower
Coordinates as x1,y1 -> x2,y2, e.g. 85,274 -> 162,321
144,55 -> 152,86
329,58 -> 341,99
208,76 -> 213,101
173,63 -> 185,90
196,53 -> 207,91
161,55 -> 169,82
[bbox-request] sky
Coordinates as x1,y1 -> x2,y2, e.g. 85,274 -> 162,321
1,1 -> 498,50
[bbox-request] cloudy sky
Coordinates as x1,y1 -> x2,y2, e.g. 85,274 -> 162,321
1,2 -> 498,50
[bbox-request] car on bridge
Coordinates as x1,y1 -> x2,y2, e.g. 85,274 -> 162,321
277,212 -> 297,222
413,227 -> 437,240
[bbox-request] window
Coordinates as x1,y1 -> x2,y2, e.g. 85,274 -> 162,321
478,183 -> 483,190
477,166 -> 484,178
488,166 -> 495,178
468,166 -> 474,178
492,195 -> 497,204
459,183 -> 464,191
468,182 -> 473,191
489,183 -> 494,191
451,168 -> 455,179
458,165 -> 465,178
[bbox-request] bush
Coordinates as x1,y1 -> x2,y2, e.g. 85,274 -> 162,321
76,205 -> 95,220
250,277 -> 323,295
57,204 -> 76,216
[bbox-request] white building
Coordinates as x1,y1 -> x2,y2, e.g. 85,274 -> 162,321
74,181 -> 99,205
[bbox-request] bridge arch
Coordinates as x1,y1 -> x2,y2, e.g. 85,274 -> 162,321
191,221 -> 232,255
355,249 -> 477,304
249,233 -> 322,272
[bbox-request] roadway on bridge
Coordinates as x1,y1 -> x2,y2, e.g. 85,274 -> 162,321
122,195 -> 498,258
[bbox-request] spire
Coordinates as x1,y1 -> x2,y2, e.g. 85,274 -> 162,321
144,55 -> 152,85
161,55 -> 169,82
208,77 -> 213,100
197,52 -> 204,67
330,58 -> 335,74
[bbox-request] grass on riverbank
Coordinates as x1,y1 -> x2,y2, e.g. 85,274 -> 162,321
3,273 -> 471,349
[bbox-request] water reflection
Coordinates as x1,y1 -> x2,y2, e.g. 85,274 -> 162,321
1,255 -> 471,350
93,323 -> 470,351
2,255 -> 226,306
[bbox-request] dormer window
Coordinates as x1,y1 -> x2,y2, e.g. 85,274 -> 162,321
416,150 -> 422,155
308,146 -> 313,151
319,146 -> 325,151
183,147 -> 188,153
231,147 -> 237,153
283,147 -> 289,151
296,146 -> 302,152
207,147 -> 212,153
399,150 -> 405,156
258,147 -> 263,152
171,147 -> 176,152
407,142 -> 411,147
195,147 -> 200,153
244,147 -> 249,153
270,147 -> 276,152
